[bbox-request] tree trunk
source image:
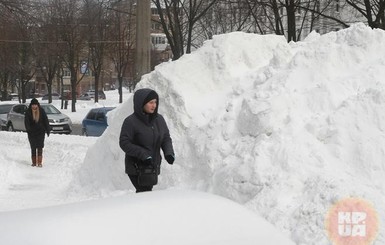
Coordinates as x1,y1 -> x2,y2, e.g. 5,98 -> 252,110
286,0 -> 297,42
47,83 -> 52,103
173,1 -> 184,60
118,76 -> 123,104
94,71 -> 99,103
70,67 -> 77,112
186,22 -> 194,54
271,0 -> 283,35
21,78 -> 27,103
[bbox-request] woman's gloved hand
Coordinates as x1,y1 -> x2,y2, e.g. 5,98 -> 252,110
165,154 -> 175,165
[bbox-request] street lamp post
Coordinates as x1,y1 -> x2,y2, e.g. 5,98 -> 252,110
135,0 -> 151,84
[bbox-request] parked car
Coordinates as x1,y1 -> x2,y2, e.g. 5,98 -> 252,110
78,93 -> 92,100
79,90 -> 106,100
0,103 -> 14,130
7,93 -> 19,101
82,107 -> 115,136
7,103 -> 72,134
42,93 -> 61,100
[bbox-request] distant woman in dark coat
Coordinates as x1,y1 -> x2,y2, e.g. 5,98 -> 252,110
24,98 -> 50,167
119,88 -> 175,193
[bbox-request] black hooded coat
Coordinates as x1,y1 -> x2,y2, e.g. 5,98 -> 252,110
119,89 -> 174,175
24,103 -> 50,149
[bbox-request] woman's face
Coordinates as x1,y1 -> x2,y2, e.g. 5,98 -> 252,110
32,104 -> 38,110
143,99 -> 157,114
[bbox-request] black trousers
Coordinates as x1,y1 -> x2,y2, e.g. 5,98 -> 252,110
128,175 -> 153,193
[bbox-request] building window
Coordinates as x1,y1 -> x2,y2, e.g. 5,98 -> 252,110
152,36 -> 166,45
151,8 -> 158,16
63,69 -> 71,77
155,23 -> 161,30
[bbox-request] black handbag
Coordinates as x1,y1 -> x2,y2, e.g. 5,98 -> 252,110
137,166 -> 158,186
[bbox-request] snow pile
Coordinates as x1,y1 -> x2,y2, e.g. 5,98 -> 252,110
0,190 -> 295,245
72,23 -> 385,244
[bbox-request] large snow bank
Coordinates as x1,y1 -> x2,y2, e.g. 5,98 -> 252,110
71,23 -> 385,244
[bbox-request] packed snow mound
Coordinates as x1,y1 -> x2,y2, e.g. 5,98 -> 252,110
72,23 -> 385,244
0,190 -> 295,245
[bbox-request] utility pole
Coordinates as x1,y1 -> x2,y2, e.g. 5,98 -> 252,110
135,0 -> 151,83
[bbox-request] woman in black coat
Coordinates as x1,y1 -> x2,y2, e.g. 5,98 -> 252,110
119,88 -> 175,193
24,98 -> 50,167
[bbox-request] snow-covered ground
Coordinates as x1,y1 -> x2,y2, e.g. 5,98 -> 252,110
0,190 -> 294,245
0,23 -> 384,244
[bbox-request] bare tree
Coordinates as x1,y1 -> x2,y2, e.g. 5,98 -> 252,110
196,0 -> 262,43
54,0 -> 88,112
0,0 -> 36,102
0,0 -> 28,17
181,0 -> 219,53
241,0 -> 347,41
0,40 -> 17,101
0,6 -> 18,101
153,0 -> 185,60
346,0 -> 385,29
13,14 -> 37,103
84,0 -> 110,103
244,0 -> 285,35
34,2 -> 65,103
153,0 -> 219,59
108,0 -> 135,102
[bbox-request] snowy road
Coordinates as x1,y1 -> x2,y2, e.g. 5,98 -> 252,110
71,123 -> 83,135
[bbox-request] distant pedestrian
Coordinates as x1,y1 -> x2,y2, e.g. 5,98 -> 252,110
119,88 -> 175,193
24,98 -> 50,167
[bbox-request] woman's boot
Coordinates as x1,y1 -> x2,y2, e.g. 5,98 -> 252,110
37,148 -> 43,167
37,155 -> 43,167
31,156 -> 36,167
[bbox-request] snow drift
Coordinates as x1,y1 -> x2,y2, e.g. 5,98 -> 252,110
0,190 -> 295,245
71,23 -> 385,244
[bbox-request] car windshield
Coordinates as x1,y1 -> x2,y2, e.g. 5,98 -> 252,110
41,104 -> 61,115
0,104 -> 14,114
